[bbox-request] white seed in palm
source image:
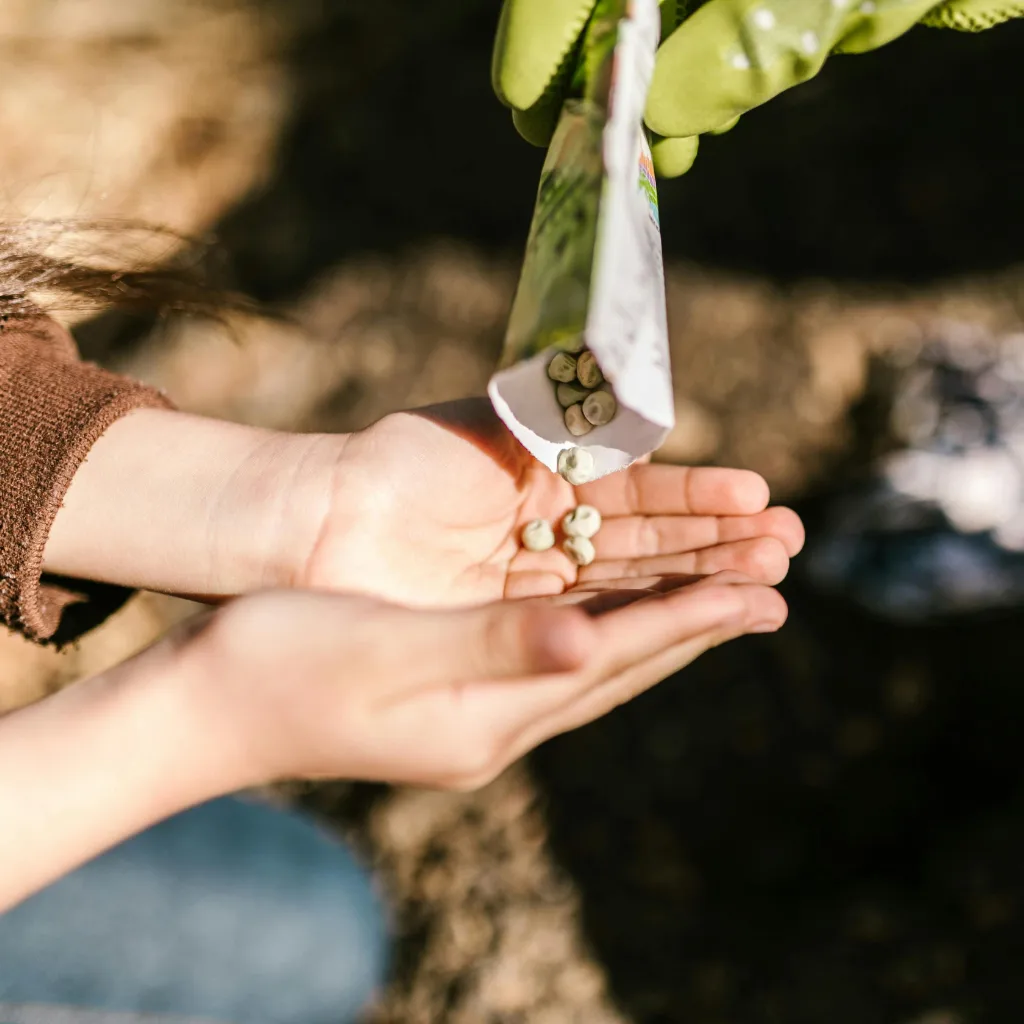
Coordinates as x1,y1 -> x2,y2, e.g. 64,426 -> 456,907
521,518 -> 555,552
547,351 -> 578,383
582,388 -> 617,426
556,381 -> 591,408
563,535 -> 596,567
562,504 -> 602,539
564,403 -> 593,437
557,446 -> 596,486
576,350 -> 604,389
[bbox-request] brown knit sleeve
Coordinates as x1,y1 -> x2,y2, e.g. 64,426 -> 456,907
0,317 -> 173,645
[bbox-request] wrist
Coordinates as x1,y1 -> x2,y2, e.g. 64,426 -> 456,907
106,623 -> 250,804
144,612 -> 270,794
167,597 -> 323,788
43,407 -> 351,600
212,425 -> 352,594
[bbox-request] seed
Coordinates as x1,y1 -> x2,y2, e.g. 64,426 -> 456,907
564,336 -> 587,353
562,504 -> 602,539
521,518 -> 555,552
582,388 -> 617,426
563,536 -> 596,566
557,446 -> 596,486
556,381 -> 591,408
576,351 -> 604,389
564,403 -> 593,436
547,351 -> 578,383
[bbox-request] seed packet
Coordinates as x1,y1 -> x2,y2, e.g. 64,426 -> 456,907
488,0 -> 673,483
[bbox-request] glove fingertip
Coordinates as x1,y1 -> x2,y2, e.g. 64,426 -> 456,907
492,0 -> 595,110
650,133 -> 699,177
512,103 -> 561,148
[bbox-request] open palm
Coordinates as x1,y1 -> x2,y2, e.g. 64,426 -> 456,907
301,399 -> 804,607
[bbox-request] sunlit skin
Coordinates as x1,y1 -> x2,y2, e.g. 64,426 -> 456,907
16,387 -> 804,912
303,398 -> 805,606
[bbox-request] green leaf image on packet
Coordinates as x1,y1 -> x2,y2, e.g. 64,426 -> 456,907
488,0 -> 674,483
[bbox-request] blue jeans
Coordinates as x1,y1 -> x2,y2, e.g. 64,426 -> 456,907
0,797 -> 389,1024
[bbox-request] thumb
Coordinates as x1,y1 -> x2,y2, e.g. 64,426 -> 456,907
512,99 -> 565,148
397,602 -> 597,690
493,0 -> 595,111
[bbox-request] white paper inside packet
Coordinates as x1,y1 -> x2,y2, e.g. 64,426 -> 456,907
488,0 -> 674,484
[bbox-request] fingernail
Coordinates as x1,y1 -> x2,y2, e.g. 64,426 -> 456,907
749,619 -> 781,633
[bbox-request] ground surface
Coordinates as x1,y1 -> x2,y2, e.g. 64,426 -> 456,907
2,2 -> 1024,1021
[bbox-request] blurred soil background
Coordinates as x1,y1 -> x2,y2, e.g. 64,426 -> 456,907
2,1 -> 1024,1021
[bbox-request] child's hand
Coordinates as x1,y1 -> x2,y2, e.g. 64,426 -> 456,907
292,399 -> 804,609
44,399 -> 802,613
178,572 -> 787,790
0,566 -> 784,908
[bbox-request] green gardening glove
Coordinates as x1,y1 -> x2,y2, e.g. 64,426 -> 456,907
492,0 -> 1024,177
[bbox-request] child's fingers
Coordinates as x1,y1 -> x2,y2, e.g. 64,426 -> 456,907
579,464 -> 770,517
405,579 -> 783,788
579,536 -> 792,587
593,506 -> 805,559
468,577 -> 776,729
555,590 -> 787,731
504,585 -> 788,759
589,578 -> 784,677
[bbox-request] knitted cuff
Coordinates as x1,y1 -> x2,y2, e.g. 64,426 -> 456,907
0,318 -> 172,644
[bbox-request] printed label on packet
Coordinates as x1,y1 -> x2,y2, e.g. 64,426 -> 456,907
488,0 -> 673,482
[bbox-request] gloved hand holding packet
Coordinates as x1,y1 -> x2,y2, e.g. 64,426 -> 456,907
488,0 -> 674,485
493,0 -> 1024,179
